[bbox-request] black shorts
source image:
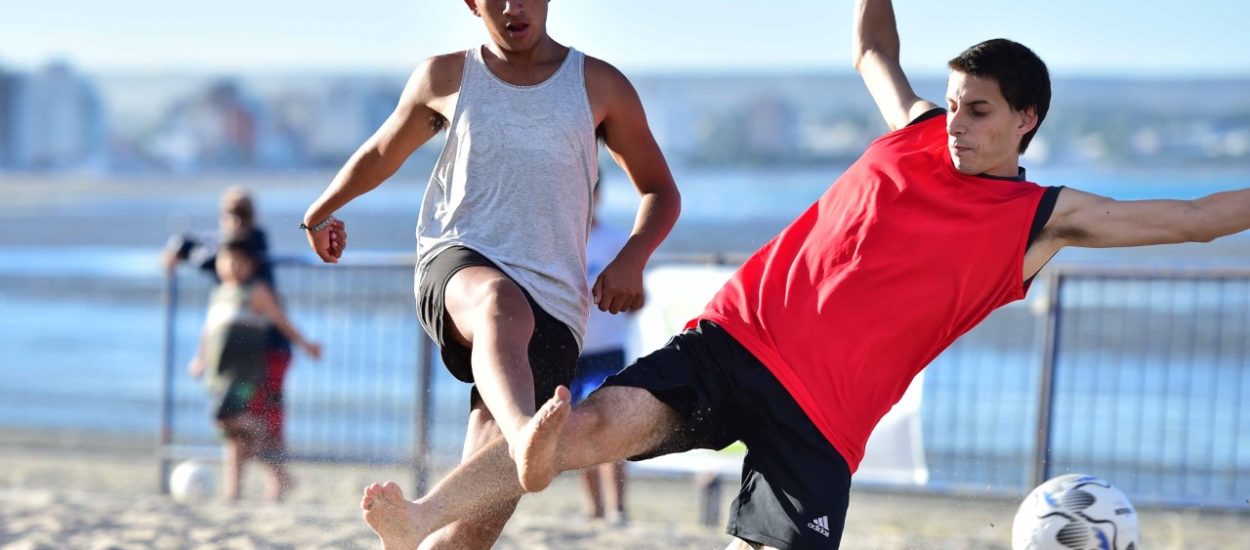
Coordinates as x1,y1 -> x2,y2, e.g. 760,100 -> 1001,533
417,246 -> 579,406
601,320 -> 851,550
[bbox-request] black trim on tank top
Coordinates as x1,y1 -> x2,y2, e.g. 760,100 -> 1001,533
904,108 -> 1058,285
1027,186 -> 1062,249
1023,186 -> 1064,287
907,107 -> 946,127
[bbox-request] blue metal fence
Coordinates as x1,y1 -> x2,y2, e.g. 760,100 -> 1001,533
157,259 -> 1250,508
1037,267 -> 1250,508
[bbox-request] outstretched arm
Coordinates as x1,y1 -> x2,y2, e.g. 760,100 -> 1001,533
586,58 -> 681,314
251,284 -> 321,360
1047,187 -> 1250,249
852,0 -> 939,131
302,54 -> 462,263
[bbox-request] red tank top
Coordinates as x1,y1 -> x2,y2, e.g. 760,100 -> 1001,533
697,115 -> 1046,472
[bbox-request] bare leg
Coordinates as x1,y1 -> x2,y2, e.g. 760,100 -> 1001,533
219,414 -> 262,502
441,268 -> 542,451
362,386 -> 682,547
420,396 -> 520,550
580,465 -> 605,519
442,266 -> 576,490
259,438 -> 295,502
222,436 -> 245,502
602,461 -> 628,525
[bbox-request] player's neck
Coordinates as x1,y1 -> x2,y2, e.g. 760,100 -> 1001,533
484,37 -> 562,72
981,158 -> 1022,179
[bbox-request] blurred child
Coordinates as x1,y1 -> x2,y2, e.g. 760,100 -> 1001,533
189,239 -> 321,502
165,186 -> 302,500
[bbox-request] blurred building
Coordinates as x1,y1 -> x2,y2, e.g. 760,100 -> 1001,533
302,78 -> 399,166
148,79 -> 262,171
5,62 -> 107,170
0,65 -> 17,169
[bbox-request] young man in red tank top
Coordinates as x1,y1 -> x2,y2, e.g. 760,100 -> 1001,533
361,2 -> 1250,549
303,1 -> 680,549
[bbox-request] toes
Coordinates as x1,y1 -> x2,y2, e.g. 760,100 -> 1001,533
381,481 -> 405,501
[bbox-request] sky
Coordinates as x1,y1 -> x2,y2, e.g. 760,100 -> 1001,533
2,1 -> 1249,77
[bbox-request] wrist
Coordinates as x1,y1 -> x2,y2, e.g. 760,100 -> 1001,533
300,215 -> 334,232
615,244 -> 649,269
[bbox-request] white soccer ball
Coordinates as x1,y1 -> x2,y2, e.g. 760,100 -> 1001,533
1012,474 -> 1139,550
170,460 -> 217,503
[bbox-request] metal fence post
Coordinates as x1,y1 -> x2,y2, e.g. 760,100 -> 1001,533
157,269 -> 179,494
413,334 -> 435,496
1030,270 -> 1064,489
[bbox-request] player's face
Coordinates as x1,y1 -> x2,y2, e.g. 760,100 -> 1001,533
944,71 -> 1036,177
467,0 -> 549,53
219,211 -> 248,234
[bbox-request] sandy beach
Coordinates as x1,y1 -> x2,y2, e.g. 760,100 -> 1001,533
1,428 -> 1247,549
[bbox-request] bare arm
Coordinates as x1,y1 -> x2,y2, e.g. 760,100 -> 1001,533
586,58 -> 681,313
251,284 -> 321,360
302,54 -> 463,262
852,0 -> 939,131
188,328 -> 209,378
1048,187 -> 1250,249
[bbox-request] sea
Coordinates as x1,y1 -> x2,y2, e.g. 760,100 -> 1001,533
3,163 -> 1250,506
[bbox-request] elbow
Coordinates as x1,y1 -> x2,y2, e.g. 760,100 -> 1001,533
1179,221 -> 1218,243
851,47 -> 872,73
653,179 -> 681,216
1181,201 -> 1220,243
852,46 -> 896,75
1185,230 -> 1217,244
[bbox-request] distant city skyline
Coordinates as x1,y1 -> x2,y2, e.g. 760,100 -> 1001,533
2,64 -> 1248,174
3,1 -> 1250,77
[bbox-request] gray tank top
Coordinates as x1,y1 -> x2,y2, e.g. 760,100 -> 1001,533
416,46 -> 598,348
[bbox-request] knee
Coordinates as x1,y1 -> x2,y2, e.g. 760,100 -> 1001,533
476,279 -> 533,327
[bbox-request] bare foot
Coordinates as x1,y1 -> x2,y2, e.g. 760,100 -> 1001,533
516,386 -> 571,492
361,481 -> 429,550
265,468 -> 296,503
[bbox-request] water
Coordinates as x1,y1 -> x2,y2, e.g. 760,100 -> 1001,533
4,166 -> 1250,503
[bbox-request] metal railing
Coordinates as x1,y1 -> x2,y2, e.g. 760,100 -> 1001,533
1033,266 -> 1250,508
925,265 -> 1250,508
157,258 -> 1250,509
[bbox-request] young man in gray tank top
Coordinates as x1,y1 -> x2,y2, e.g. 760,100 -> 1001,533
302,1 -> 680,547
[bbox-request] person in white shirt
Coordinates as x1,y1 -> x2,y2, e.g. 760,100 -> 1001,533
570,182 -> 632,525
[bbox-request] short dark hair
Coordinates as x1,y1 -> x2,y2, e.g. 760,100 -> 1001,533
948,38 -> 1050,154
221,238 -> 258,263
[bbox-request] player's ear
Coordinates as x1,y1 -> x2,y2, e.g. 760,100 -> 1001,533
1017,106 -> 1038,135
463,0 -> 480,17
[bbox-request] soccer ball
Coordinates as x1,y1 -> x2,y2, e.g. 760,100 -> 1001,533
170,461 -> 217,503
1012,474 -> 1139,550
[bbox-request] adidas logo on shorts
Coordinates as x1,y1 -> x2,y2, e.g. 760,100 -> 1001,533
807,515 -> 830,537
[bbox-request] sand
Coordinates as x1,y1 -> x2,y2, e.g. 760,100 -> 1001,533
2,428 -> 1247,549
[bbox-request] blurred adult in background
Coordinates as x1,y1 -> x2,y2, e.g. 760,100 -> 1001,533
163,186 -> 274,286
570,183 -> 631,526
163,185 -> 300,501
302,0 -> 680,547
